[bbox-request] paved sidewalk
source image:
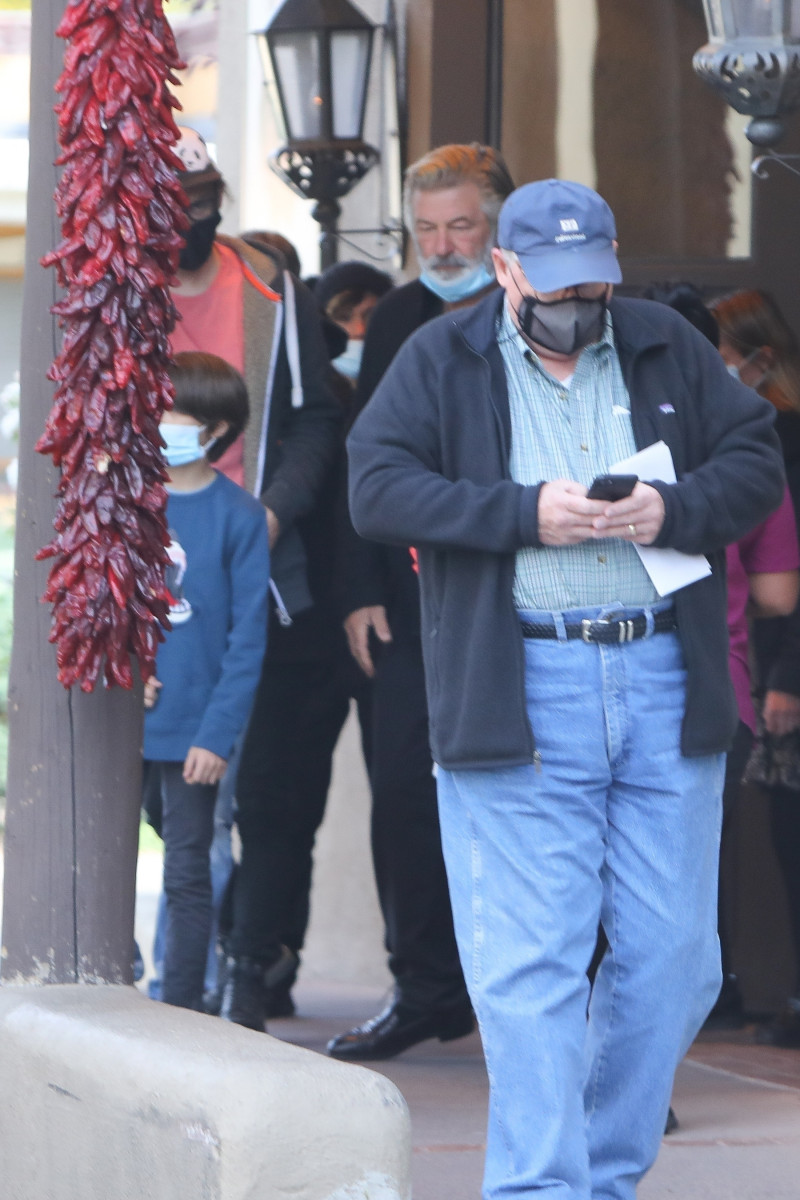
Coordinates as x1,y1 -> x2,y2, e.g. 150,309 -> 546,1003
3,839 -> 799,1198
264,980 -> 800,1200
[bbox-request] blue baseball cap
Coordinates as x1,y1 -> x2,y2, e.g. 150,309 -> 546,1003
497,179 -> 621,293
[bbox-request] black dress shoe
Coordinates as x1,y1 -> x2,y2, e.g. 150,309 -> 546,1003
327,996 -> 475,1061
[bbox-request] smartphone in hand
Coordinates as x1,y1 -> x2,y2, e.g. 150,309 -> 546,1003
586,474 -> 638,502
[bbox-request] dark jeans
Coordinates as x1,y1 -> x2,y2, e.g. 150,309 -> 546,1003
370,637 -> 468,1011
228,658 -> 352,962
143,760 -> 217,1011
770,786 -> 800,993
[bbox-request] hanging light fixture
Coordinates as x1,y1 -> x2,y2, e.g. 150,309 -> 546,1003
693,0 -> 800,148
257,0 -> 380,268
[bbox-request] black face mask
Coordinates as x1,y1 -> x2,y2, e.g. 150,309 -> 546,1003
178,211 -> 221,271
516,291 -> 608,356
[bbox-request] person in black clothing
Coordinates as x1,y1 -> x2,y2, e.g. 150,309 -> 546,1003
712,288 -> 800,1047
220,256 -> 395,1030
315,260 -> 393,386
328,143 -> 515,1061
165,134 -> 342,1021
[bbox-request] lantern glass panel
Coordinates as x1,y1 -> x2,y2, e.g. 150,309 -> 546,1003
731,0 -> 777,37
330,29 -> 371,138
703,0 -> 729,39
790,0 -> 800,36
271,30 -> 325,140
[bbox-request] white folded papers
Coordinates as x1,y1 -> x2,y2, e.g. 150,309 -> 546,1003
608,441 -> 711,597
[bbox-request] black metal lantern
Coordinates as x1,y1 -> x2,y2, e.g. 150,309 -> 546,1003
258,0 -> 380,268
693,0 -> 800,148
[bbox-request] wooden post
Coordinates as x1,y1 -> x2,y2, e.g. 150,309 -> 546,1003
1,0 -> 143,985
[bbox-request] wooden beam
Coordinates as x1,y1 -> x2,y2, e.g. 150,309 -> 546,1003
1,0 -> 142,985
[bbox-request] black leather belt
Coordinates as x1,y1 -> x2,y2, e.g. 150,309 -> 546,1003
520,610 -> 677,645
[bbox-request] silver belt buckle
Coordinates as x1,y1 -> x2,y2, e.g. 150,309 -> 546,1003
580,616 -> 634,644
581,617 -> 610,643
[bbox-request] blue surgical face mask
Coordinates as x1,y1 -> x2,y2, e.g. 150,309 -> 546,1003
726,348 -> 766,388
420,261 -> 495,303
159,421 -> 216,467
332,339 -> 364,380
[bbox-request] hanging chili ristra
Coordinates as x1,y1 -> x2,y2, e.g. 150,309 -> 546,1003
37,0 -> 187,692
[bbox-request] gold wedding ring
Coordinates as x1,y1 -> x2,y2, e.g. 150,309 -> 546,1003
628,523 -> 637,536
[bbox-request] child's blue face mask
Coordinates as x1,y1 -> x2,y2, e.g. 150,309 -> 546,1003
159,422 -> 216,467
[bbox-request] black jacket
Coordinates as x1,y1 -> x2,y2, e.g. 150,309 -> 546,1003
340,279 -> 443,638
348,291 -> 785,769
210,238 -> 341,623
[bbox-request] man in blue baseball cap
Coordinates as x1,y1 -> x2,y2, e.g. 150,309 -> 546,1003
347,178 -> 785,1200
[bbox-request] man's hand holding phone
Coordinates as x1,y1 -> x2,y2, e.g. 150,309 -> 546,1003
589,476 -> 665,545
538,474 -> 665,546
538,479 -> 617,545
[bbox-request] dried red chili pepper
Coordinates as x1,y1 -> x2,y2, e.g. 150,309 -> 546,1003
37,0 -> 186,692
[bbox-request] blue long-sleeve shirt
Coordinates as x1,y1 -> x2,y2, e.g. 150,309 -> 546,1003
144,472 -> 269,763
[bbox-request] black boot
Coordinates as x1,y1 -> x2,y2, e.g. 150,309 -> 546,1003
220,956 -> 269,1031
265,980 -> 297,1018
220,947 -> 299,1031
263,946 -> 300,1017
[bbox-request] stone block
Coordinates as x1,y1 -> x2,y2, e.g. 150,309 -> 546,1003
0,984 -> 411,1200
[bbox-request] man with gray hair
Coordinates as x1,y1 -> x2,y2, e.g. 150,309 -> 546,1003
329,143 -> 514,1061
348,178 -> 784,1196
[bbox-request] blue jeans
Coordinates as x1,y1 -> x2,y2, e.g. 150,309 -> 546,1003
436,605 -> 724,1200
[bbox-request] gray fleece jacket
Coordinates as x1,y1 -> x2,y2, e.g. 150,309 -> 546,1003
348,291 -> 785,770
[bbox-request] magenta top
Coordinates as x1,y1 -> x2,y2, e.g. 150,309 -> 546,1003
726,486 -> 800,731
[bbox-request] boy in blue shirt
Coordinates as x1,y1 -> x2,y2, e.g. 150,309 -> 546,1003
144,351 -> 269,1011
